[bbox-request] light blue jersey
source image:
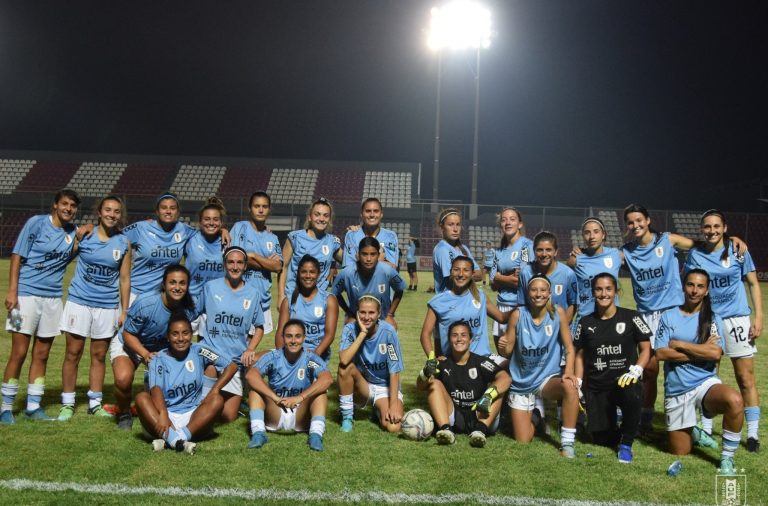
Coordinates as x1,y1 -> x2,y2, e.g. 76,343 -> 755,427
118,292 -> 199,353
656,308 -> 725,397
230,221 -> 282,311
432,240 -> 479,293
68,232 -> 130,308
339,320 -> 403,386
518,262 -> 578,311
123,220 -> 196,295
284,230 -> 340,297
288,290 -> 332,353
508,306 -> 563,395
684,247 -> 756,318
483,248 -> 495,269
490,237 -> 534,306
184,231 -> 224,297
254,349 -> 328,398
332,263 -> 405,316
196,278 -> 264,365
406,242 -> 416,263
148,343 -> 233,413
13,215 -> 77,297
427,289 -> 491,356
342,227 -> 399,269
622,233 -> 683,313
573,247 -> 622,318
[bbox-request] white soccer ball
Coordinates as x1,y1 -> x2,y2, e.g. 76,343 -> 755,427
400,408 -> 434,441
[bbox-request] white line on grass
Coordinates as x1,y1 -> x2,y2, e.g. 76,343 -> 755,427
0,479 -> 709,506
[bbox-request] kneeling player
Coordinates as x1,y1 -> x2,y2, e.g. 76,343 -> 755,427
136,314 -> 238,454
417,320 -> 511,447
246,319 -> 332,451
338,295 -> 404,433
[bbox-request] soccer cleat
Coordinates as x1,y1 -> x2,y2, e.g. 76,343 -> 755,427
692,425 -> 718,449
340,416 -> 354,433
57,405 -> 75,422
117,412 -> 133,431
560,443 -> 576,459
746,437 -> 760,453
88,405 -> 113,417
718,456 -> 736,476
182,441 -> 197,455
248,431 -> 268,449
469,430 -> 486,448
151,439 -> 166,452
0,410 -> 15,425
308,433 -> 324,452
617,444 -> 633,464
436,428 -> 456,445
25,408 -> 56,421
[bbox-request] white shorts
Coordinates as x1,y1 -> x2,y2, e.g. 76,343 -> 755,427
506,374 -> 559,411
128,292 -> 139,307
60,301 -> 119,340
5,295 -> 62,338
639,310 -> 664,349
169,408 -> 194,431
108,336 -> 143,365
262,309 -> 273,335
721,315 -> 756,358
220,369 -> 245,397
191,314 -> 207,336
665,376 -> 722,431
355,382 -> 404,409
265,406 -> 302,433
492,304 -> 515,337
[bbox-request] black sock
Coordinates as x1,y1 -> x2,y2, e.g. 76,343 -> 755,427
439,424 -> 451,432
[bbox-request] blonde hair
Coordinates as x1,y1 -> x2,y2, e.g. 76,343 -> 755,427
95,195 -> 126,230
304,197 -> 334,232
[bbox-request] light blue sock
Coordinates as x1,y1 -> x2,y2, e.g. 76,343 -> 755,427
250,409 -> 265,434
181,426 -> 192,441
339,394 -> 354,418
26,382 -> 45,412
309,415 -> 326,436
745,406 -> 760,440
2,381 -> 19,412
86,390 -> 103,410
721,430 -> 740,459
166,427 -> 181,446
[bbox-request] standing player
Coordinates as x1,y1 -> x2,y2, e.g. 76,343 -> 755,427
137,314 -> 238,454
684,209 -> 762,452
342,198 -> 399,270
246,319 -> 333,451
185,197 -> 226,300
333,237 -> 405,327
482,241 -> 494,286
406,237 -> 420,291
230,191 -> 283,335
518,231 -> 577,319
574,273 -> 652,463
498,274 -> 580,457
276,255 -> 339,362
432,208 -> 481,293
278,197 -> 342,308
196,246 -> 264,423
337,295 -> 404,433
655,269 -> 745,475
417,321 -> 511,447
58,195 -> 131,421
2,189 -> 80,423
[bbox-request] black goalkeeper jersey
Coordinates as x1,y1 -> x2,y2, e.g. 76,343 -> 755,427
435,352 -> 502,409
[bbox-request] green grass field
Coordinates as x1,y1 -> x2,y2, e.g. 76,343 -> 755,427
0,261 -> 766,505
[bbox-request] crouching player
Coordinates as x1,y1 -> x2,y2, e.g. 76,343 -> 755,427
136,313 -> 238,454
338,295 -> 404,433
417,320 -> 511,447
246,319 -> 332,451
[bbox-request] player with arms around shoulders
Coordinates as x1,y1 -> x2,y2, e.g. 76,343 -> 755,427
342,197 -> 399,270
136,313 -> 239,454
417,320 -> 511,448
246,318 -> 333,451
432,208 -> 482,293
574,273 -> 651,464
338,295 -> 404,433
655,269 -> 745,475
184,197 -> 227,301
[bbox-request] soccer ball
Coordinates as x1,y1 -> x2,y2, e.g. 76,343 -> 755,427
400,409 -> 434,441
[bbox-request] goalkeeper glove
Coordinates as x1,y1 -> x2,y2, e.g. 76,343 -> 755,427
471,386 -> 499,414
419,351 -> 439,380
617,365 -> 643,388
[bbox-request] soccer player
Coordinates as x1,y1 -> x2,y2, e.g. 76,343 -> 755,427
574,273 -> 652,463
406,237 -> 420,291
333,237 -> 405,327
276,255 -> 339,362
518,231 -> 577,319
482,241 -> 494,286
246,319 -> 332,451
185,197 -> 226,300
337,295 -> 404,433
110,265 -> 198,431
421,256 -> 509,358
137,313 -> 238,454
498,274 -> 580,458
655,269 -> 745,475
58,195 -> 131,421
684,210 -> 762,453
278,197 -> 342,308
229,191 -> 283,335
2,189 -> 80,423
417,320 -> 511,448
432,208 -> 481,293
196,246 -> 265,422
342,197 -> 399,270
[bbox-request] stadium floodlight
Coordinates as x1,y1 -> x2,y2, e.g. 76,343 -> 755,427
426,1 -> 492,218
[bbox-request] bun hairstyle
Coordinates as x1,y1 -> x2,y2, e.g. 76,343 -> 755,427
198,196 -> 226,221
304,197 -> 334,232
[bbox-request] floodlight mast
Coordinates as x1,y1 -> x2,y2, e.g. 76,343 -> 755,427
427,1 -> 492,218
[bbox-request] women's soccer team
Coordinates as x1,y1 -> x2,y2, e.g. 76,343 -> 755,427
0,190 -> 762,473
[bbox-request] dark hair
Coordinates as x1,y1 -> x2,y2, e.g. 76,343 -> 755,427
590,272 -> 618,292
623,203 -> 661,243
498,207 -> 525,249
412,238 -> 421,248
223,245 -> 247,262
447,320 -> 472,336
449,255 -> 479,302
283,318 -> 306,336
198,196 -> 226,222
167,312 -> 192,335
155,192 -> 179,211
358,236 -> 380,253
290,255 -> 321,305
54,188 -> 81,206
249,191 -> 271,208
161,264 -> 195,311
700,209 -> 731,263
361,197 -> 382,212
684,269 -> 714,344
533,230 -> 559,251
95,194 -> 126,230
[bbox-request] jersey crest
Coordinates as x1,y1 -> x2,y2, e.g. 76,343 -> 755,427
545,324 -> 553,337
655,246 -> 664,258
721,257 -> 731,268
616,322 -> 626,334
64,234 -> 73,244
603,257 -> 613,269
266,241 -> 273,251
113,249 -> 122,261
379,343 -> 387,354
314,306 -> 323,318
185,360 -> 195,372
378,283 -> 386,294
174,232 -> 182,243
243,298 -> 252,310
511,251 -> 519,261
321,245 -> 330,256
554,284 -> 563,296
472,299 -> 481,309
297,368 -> 305,380
468,367 -> 478,379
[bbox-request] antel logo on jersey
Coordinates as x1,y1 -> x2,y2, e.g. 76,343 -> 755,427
379,343 -> 387,354
314,306 -> 324,318
185,360 -> 195,372
472,299 -> 482,309
544,325 -> 553,337
603,257 -> 613,269
321,245 -> 330,256
655,246 -> 664,258
616,322 -> 626,334
174,232 -> 182,243
596,344 -> 622,356
554,284 -> 563,296
468,367 -> 478,379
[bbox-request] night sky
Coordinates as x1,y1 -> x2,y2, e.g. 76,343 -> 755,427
0,1 -> 766,210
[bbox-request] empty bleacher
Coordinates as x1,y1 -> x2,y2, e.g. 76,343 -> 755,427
314,169 -> 365,204
0,211 -> 34,253
171,165 -> 227,201
364,171 -> 412,208
672,212 -> 700,238
113,165 -> 177,197
469,225 -> 497,260
15,161 -> 80,192
382,222 -> 412,254
217,167 -> 272,199
268,168 -> 318,206
67,162 -> 127,197
0,159 -> 35,195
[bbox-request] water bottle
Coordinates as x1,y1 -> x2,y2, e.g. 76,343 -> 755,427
667,460 -> 682,477
9,308 -> 23,331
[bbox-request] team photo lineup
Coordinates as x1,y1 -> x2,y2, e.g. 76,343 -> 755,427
1,189 -> 762,479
